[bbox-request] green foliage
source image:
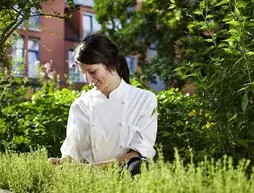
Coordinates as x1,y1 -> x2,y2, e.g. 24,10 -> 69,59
1,88 -> 80,157
157,88 -> 217,162
0,67 -> 31,110
0,65 -> 82,157
174,0 -> 254,163
0,150 -> 254,193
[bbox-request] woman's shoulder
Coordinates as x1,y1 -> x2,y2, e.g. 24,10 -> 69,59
128,85 -> 157,104
70,89 -> 95,109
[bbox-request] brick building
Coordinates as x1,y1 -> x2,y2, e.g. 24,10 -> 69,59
13,0 -> 166,91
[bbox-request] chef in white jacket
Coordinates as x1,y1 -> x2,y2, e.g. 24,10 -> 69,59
49,34 -> 157,176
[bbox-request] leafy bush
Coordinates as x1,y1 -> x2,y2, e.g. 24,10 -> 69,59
0,67 -> 31,111
0,64 -> 84,156
172,0 -> 254,163
0,88 -> 81,157
157,88 -> 217,162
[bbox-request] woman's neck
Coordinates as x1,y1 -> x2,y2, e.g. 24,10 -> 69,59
101,76 -> 121,98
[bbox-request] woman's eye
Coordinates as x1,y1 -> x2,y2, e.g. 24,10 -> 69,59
90,71 -> 96,74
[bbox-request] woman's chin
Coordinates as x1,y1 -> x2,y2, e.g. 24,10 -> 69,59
94,84 -> 101,90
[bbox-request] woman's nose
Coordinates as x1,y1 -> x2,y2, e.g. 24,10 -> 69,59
85,72 -> 94,83
85,72 -> 92,83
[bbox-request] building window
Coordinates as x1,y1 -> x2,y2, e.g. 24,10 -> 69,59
14,4 -> 25,29
28,7 -> 40,31
68,49 -> 85,83
83,12 -> 101,36
148,46 -> 166,92
73,0 -> 94,7
12,36 -> 25,76
28,37 -> 40,78
148,48 -> 157,60
126,56 -> 136,76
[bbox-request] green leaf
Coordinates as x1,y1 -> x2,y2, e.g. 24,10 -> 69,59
246,51 -> 254,56
215,0 -> 228,6
174,66 -> 186,72
168,4 -> 176,9
218,43 -> 228,48
237,139 -> 249,149
228,29 -> 238,35
204,39 -> 213,43
194,11 -> 203,15
224,38 -> 235,43
242,92 -> 249,113
162,132 -> 170,137
235,7 -> 240,15
237,1 -> 249,8
203,46 -> 214,55
236,87 -> 247,93
206,14 -> 214,19
185,49 -> 196,54
182,73 -> 197,80
226,20 -> 240,26
228,114 -> 237,122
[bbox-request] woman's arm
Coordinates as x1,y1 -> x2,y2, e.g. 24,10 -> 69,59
48,150 -> 140,167
93,150 -> 140,168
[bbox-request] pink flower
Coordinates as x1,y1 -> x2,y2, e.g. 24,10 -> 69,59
46,68 -> 51,73
48,72 -> 54,79
44,62 -> 51,69
71,62 -> 76,68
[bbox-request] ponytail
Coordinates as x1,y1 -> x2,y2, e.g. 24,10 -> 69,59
117,55 -> 130,84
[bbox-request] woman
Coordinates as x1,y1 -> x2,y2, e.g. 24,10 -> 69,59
49,34 -> 157,176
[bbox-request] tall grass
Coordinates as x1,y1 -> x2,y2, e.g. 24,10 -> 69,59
0,149 -> 253,193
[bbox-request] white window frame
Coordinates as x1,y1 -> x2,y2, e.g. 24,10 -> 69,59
73,0 -> 94,7
12,36 -> 25,77
28,7 -> 40,31
68,49 -> 85,83
28,37 -> 40,78
83,12 -> 101,37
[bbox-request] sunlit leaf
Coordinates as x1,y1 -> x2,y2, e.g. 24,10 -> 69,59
242,92 -> 249,113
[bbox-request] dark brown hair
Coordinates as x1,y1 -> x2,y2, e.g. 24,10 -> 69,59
74,34 -> 130,84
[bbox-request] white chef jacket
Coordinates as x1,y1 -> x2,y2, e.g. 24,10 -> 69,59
60,79 -> 158,163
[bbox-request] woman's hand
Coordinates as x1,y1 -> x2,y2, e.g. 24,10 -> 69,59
48,156 -> 74,165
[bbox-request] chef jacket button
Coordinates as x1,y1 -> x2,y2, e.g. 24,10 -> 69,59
120,144 -> 124,148
92,124 -> 95,127
122,101 -> 125,105
119,122 -> 124,126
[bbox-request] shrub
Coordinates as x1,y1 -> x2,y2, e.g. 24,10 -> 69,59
173,0 -> 254,163
0,88 -> 81,157
157,88 -> 217,162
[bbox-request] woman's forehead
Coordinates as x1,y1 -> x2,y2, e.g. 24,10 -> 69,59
78,63 -> 103,71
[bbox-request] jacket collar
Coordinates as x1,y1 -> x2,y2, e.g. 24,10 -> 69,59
91,79 -> 130,102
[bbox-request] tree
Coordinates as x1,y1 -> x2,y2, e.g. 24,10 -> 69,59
0,0 -> 75,67
94,0 -> 199,88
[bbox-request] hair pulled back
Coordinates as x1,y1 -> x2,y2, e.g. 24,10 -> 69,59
74,34 -> 130,84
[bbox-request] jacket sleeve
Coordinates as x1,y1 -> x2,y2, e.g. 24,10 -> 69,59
129,93 -> 158,158
60,103 -> 82,163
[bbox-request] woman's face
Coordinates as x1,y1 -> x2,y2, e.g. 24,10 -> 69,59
78,63 -> 118,92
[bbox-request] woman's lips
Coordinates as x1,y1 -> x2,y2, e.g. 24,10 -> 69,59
92,81 -> 99,87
